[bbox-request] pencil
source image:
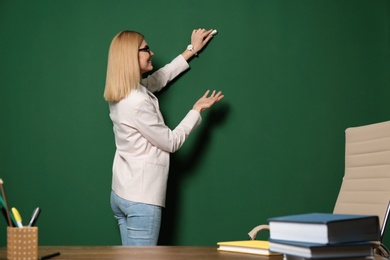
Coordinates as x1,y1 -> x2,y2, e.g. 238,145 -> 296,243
0,179 -> 13,227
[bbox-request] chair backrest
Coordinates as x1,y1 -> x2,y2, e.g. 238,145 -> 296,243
333,120 -> 390,238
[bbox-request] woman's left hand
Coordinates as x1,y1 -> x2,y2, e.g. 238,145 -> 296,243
192,90 -> 224,113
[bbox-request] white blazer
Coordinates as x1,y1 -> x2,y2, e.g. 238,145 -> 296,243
109,55 -> 202,207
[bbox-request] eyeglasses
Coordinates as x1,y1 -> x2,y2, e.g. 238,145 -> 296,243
138,46 -> 151,53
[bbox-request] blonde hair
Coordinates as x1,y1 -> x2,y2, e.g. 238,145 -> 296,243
103,30 -> 144,102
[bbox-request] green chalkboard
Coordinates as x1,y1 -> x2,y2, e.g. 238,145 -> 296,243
1,0 -> 389,246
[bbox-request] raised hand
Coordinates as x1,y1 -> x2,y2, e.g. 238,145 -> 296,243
193,90 -> 224,113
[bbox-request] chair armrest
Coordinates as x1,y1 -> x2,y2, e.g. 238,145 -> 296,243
248,224 -> 270,240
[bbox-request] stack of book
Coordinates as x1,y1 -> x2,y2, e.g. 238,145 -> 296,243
268,213 -> 381,259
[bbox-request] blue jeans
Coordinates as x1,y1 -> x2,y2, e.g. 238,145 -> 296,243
110,191 -> 162,246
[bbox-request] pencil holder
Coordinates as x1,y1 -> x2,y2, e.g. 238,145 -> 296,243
7,227 -> 38,260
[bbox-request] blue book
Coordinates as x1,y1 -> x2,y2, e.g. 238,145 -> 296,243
268,213 -> 380,244
269,239 -> 375,258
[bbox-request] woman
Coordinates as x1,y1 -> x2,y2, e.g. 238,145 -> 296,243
103,29 -> 224,246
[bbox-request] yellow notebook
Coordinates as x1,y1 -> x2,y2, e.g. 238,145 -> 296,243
217,240 -> 282,256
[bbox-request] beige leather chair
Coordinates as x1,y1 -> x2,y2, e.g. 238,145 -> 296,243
249,120 -> 390,256
333,120 -> 390,256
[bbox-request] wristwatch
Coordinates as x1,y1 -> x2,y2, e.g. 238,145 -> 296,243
187,44 -> 198,56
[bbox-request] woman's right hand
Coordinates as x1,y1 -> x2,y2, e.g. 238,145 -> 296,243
193,90 -> 224,113
182,28 -> 215,60
191,28 -> 214,53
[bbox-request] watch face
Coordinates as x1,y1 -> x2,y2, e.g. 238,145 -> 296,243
187,44 -> 193,51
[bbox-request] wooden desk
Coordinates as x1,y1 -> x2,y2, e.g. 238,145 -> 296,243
0,246 -> 387,260
0,246 -> 280,260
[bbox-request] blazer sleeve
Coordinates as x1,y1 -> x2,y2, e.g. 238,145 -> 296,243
132,98 -> 202,153
141,55 -> 190,93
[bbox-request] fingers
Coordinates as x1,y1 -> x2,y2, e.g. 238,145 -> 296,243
203,90 -> 210,97
216,93 -> 224,102
203,90 -> 224,101
192,28 -> 214,39
213,91 -> 224,102
193,28 -> 210,33
192,28 -> 204,37
203,90 -> 215,98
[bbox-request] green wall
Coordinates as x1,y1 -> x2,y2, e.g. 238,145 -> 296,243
1,0 -> 389,246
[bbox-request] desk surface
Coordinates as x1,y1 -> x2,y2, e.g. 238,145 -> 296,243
0,246 -> 280,260
0,246 -> 388,260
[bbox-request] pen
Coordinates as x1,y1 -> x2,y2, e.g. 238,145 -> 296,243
11,207 -> 23,228
28,207 -> 41,227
